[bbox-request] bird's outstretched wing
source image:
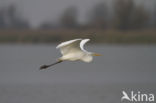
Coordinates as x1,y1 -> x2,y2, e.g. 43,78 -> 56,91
56,39 -> 90,55
56,39 -> 82,55
80,39 -> 90,52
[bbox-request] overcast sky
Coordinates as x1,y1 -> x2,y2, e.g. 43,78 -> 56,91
0,0 -> 155,28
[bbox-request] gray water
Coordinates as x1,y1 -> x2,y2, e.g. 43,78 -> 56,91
0,44 -> 156,103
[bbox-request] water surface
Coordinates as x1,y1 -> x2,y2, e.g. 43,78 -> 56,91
0,44 -> 156,103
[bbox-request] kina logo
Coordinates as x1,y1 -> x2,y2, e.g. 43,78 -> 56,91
121,91 -> 154,102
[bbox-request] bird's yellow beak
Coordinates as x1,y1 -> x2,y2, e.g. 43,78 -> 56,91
92,53 -> 102,56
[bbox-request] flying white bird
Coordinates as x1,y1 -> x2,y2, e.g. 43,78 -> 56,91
40,38 -> 101,70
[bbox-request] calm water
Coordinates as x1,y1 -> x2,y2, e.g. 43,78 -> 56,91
0,44 -> 156,103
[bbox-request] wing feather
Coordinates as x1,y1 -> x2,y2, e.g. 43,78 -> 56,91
56,39 -> 82,55
80,39 -> 90,52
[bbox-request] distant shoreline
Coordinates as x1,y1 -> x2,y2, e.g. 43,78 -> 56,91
0,29 -> 156,44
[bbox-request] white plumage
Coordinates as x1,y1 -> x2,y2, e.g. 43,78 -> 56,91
40,38 -> 101,70
57,38 -> 92,62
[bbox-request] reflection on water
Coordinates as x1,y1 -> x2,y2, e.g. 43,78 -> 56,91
0,44 -> 156,103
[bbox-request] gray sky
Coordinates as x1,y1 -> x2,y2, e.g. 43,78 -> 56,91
0,0 -> 155,28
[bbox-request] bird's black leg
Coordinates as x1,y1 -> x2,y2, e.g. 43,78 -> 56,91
39,60 -> 63,70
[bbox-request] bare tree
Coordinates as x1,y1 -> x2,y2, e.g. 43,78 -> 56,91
0,8 -> 6,28
113,0 -> 150,30
6,4 -> 29,29
154,4 -> 156,27
88,2 -> 107,29
113,0 -> 135,30
60,6 -> 78,28
131,5 -> 149,29
0,4 -> 29,29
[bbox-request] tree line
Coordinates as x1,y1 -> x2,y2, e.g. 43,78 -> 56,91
0,0 -> 156,30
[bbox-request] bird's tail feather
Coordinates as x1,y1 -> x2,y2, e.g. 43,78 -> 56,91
39,60 -> 63,70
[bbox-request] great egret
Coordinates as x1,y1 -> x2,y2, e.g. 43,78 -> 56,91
40,38 -> 101,70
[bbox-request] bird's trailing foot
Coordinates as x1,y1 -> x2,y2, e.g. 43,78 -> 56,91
39,65 -> 50,70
